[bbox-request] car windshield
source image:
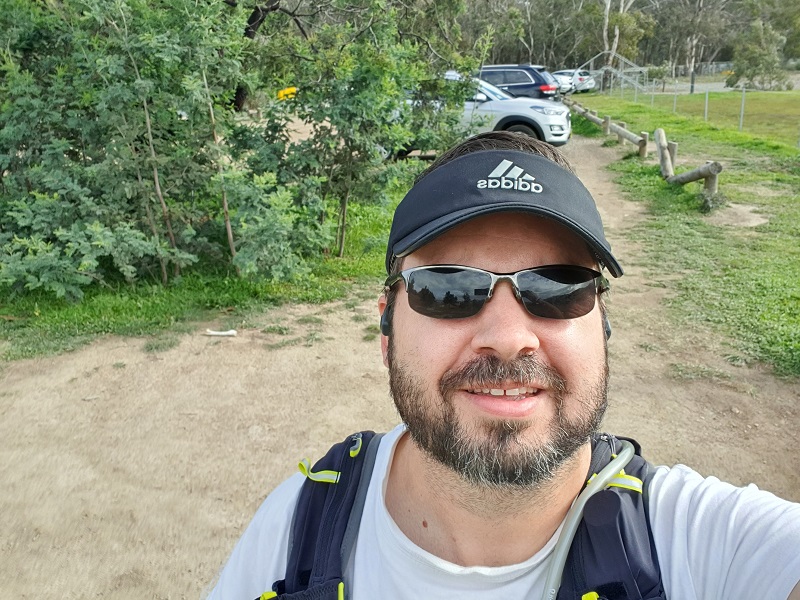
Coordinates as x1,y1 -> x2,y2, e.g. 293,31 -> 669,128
476,79 -> 512,101
541,71 -> 557,84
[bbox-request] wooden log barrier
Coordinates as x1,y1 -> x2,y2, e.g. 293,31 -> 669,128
569,102 -> 603,126
581,110 -> 603,126
609,121 -> 643,146
654,128 -> 674,178
639,131 -> 649,158
666,161 -> 723,186
667,141 -> 678,167
616,121 -> 627,144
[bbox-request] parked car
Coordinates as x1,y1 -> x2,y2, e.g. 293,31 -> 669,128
553,69 -> 597,93
477,64 -> 561,100
552,72 -> 576,94
460,77 -> 571,146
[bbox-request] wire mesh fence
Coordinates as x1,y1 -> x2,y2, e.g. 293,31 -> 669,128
599,73 -> 800,148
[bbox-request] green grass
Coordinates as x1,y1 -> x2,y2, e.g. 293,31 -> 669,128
575,94 -> 800,376
605,88 -> 800,148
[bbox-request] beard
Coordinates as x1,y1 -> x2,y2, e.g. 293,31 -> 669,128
388,341 -> 608,490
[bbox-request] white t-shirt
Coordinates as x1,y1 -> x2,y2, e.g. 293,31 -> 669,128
206,425 -> 800,599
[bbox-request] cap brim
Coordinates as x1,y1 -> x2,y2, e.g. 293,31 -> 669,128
392,203 -> 624,278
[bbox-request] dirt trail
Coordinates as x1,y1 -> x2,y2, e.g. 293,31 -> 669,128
1,137 -> 798,599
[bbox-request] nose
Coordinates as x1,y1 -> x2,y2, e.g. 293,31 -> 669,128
470,280 -> 541,361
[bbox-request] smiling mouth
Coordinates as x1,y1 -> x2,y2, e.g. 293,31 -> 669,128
466,387 -> 541,398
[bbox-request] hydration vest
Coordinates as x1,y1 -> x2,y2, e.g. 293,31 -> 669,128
258,431 -> 666,600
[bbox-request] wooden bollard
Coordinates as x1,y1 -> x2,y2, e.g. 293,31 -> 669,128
668,141 -> 678,167
639,131 -> 649,158
654,128 -> 674,178
617,122 -> 627,144
603,115 -> 611,135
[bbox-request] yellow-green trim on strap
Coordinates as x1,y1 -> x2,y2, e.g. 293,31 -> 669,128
582,592 -> 600,600
349,435 -> 363,458
260,592 -> 278,600
607,473 -> 643,493
587,471 -> 643,494
298,458 -> 340,483
338,581 -> 345,600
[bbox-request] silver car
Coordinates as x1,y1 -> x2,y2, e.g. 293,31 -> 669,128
552,72 -> 576,94
553,69 -> 597,93
461,78 -> 571,146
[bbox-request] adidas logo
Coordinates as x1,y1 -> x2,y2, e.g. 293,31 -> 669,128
476,159 -> 544,193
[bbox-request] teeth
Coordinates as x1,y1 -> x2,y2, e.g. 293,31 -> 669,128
470,387 -> 539,397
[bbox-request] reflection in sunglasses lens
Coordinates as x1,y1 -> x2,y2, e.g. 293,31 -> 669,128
407,268 -> 489,318
403,266 -> 598,320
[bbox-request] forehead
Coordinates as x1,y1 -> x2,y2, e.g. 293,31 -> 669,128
404,212 -> 596,271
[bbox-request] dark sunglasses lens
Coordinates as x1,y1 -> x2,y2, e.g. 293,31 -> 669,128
405,267 -> 490,319
517,268 -> 598,319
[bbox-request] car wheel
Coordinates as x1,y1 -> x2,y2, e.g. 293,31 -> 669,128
505,124 -> 540,140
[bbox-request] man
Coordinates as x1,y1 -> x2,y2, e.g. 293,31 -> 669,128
208,132 -> 800,599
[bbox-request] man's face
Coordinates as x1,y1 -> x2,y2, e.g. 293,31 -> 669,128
381,212 -> 608,489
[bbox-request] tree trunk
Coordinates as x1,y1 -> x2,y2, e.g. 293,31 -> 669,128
202,69 -> 239,275
602,0 -> 612,64
141,97 -> 178,276
117,28 -> 179,273
337,193 -> 349,258
136,166 -> 168,285
232,1 -> 281,111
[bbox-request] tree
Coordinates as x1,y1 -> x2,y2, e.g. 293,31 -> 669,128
230,0 -> 471,260
726,18 -> 790,89
1,0 -> 278,298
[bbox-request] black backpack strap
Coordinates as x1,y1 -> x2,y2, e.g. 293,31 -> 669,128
340,432 -> 384,580
263,431 -> 382,600
557,434 -> 667,600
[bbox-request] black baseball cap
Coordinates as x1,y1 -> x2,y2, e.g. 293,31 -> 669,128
385,149 -> 623,277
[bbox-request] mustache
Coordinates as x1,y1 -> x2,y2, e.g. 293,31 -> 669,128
439,354 -> 567,395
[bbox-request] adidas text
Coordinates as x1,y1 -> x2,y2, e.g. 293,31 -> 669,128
477,177 -> 543,193
478,159 -> 545,193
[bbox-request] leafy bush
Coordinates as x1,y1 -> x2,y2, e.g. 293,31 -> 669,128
726,19 -> 791,90
0,0 -> 471,301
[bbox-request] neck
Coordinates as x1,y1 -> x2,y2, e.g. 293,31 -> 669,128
385,431 -> 592,567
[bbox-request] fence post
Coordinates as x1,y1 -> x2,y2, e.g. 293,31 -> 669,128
634,83 -> 638,103
673,80 -> 678,112
651,81 -> 655,106
668,141 -> 678,166
603,115 -> 611,135
704,91 -> 709,121
639,131 -> 649,158
617,122 -> 627,143
704,171 -> 719,195
739,86 -> 746,132
654,128 -> 674,178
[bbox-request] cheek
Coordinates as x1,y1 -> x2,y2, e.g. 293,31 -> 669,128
392,308 -> 466,373
545,318 -> 606,377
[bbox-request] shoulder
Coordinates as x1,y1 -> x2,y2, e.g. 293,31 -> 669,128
647,464 -> 800,599
206,427 -> 405,600
205,473 -> 305,600
648,463 -> 800,519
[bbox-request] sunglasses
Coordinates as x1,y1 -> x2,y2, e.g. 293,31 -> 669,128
384,265 -> 608,320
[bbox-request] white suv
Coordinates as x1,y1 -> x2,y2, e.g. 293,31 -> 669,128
461,78 -> 571,146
